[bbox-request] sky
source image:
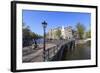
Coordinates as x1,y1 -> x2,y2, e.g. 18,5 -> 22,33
22,10 -> 91,36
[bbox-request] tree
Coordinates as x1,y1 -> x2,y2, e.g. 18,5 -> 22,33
55,29 -> 61,39
31,32 -> 43,39
22,23 -> 34,46
86,29 -> 91,38
22,23 -> 43,47
76,22 -> 85,39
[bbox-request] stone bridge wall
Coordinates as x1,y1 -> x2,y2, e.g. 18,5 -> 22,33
51,40 -> 75,61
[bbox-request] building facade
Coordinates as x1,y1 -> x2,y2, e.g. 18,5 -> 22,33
47,27 -> 62,39
47,26 -> 76,40
63,26 -> 73,39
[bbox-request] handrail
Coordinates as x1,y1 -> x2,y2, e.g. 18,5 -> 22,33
44,39 -> 75,61
45,45 -> 58,61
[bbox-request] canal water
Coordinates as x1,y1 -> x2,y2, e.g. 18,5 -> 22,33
62,41 -> 91,60
33,38 -> 43,44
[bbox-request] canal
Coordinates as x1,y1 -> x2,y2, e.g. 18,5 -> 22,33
62,41 -> 91,60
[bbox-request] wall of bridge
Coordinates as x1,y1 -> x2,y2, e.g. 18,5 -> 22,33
51,40 -> 75,61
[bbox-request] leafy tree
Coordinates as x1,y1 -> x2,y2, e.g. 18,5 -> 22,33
22,23 -> 43,47
22,24 -> 33,46
32,32 -> 43,39
55,29 -> 61,39
76,22 -> 85,39
86,29 -> 91,38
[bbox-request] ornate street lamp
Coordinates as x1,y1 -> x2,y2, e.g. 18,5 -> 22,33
42,21 -> 47,61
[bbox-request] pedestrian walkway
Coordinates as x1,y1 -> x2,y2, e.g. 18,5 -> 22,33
22,43 -> 56,62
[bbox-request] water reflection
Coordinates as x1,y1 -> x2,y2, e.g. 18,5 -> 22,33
63,41 -> 91,60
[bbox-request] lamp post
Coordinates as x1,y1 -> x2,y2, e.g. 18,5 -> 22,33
42,21 -> 47,61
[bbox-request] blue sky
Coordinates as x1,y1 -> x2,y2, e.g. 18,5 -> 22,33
22,10 -> 91,35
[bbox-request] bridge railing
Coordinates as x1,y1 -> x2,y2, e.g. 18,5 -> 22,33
44,39 -> 75,61
44,40 -> 68,61
44,45 -> 59,61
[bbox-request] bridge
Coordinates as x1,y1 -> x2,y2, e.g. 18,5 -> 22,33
44,39 -> 75,61
22,39 -> 75,62
22,38 -> 90,62
75,38 -> 91,44
84,38 -> 91,42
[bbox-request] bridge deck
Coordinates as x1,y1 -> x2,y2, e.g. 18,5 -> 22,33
23,43 -> 56,62
22,39 -> 75,62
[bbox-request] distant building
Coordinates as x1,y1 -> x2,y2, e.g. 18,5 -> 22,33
63,26 -> 73,39
61,26 -> 66,39
47,27 -> 62,39
47,25 -> 77,40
